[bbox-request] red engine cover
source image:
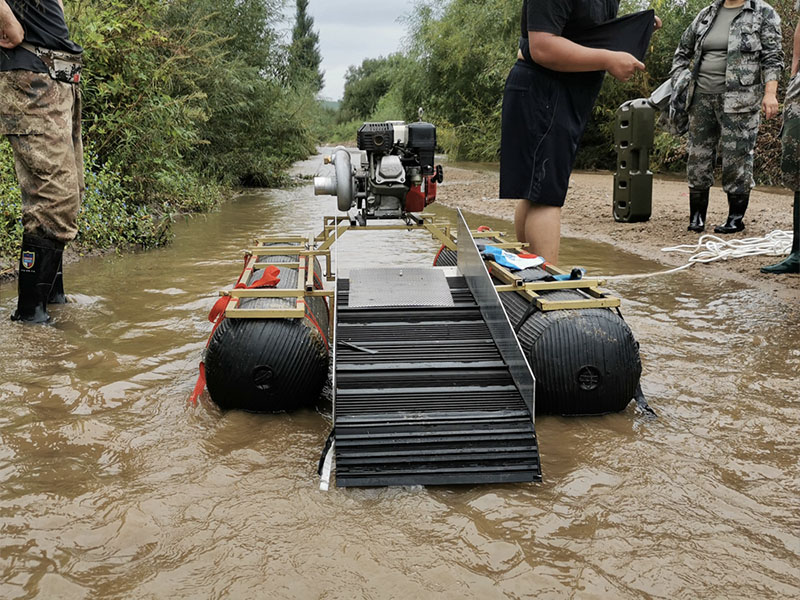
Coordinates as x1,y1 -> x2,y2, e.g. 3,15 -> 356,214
405,176 -> 438,213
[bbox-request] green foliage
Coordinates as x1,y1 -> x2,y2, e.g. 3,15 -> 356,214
288,0 -> 324,93
0,139 -> 175,265
76,149 -> 173,250
331,0 -> 798,185
339,55 -> 407,122
396,0 -> 519,160
1,0 -> 322,265
0,142 -> 23,263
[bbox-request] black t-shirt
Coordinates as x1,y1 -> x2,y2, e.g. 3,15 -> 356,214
519,1 -> 654,67
1,0 -> 82,73
521,0 -> 619,41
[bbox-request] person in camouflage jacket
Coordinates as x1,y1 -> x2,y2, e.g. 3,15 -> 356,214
671,0 -> 783,234
762,0 -> 799,274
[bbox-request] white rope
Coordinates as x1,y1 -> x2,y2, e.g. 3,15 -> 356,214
601,230 -> 793,281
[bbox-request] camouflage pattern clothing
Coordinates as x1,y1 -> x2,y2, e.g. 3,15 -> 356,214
688,92 -> 761,193
0,70 -> 83,243
1,0 -> 83,244
782,18 -> 800,191
672,0 -> 784,114
673,0 -> 784,194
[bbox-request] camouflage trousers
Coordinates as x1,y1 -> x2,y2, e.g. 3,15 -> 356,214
0,70 -> 83,243
781,74 -> 800,192
687,92 -> 760,194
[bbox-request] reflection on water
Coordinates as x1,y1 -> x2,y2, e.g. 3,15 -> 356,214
0,157 -> 798,599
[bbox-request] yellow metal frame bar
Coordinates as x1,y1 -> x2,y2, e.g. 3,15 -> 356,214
314,213 -> 457,253
219,213 -> 618,327
488,260 -> 620,311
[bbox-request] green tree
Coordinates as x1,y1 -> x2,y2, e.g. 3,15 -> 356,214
339,55 -> 408,122
288,0 -> 324,93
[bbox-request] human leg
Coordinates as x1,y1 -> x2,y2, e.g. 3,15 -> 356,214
5,76 -> 81,321
715,109 -> 760,234
11,234 -> 64,323
49,85 -> 83,304
519,203 -> 561,265
688,188 -> 709,232
686,94 -> 721,230
760,192 -> 799,274
762,96 -> 800,274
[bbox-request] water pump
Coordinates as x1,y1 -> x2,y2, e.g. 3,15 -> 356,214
314,120 -> 443,220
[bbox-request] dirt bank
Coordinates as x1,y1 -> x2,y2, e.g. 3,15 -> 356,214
437,166 -> 799,302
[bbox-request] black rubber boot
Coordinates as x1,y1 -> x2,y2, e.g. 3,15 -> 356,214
48,254 -> 67,304
688,188 -> 709,232
714,192 -> 749,234
761,191 -> 800,274
10,234 -> 64,324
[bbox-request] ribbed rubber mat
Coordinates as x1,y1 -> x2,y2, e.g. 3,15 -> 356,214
334,276 -> 541,487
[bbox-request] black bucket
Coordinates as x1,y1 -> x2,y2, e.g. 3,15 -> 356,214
434,247 -> 641,415
205,252 -> 330,412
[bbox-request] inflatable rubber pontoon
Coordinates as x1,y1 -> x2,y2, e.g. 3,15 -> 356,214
434,245 -> 642,415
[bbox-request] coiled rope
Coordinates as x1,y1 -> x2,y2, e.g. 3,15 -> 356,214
602,230 -> 793,281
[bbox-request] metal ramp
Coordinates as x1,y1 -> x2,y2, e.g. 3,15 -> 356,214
331,211 -> 541,487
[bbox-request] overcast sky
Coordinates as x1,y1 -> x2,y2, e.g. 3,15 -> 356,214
280,0 -> 419,101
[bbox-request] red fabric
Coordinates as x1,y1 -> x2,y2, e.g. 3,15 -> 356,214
189,362 -> 206,405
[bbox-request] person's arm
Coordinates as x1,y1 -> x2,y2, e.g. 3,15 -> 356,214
0,0 -> 24,49
670,15 -> 701,80
792,19 -> 800,77
759,8 -> 784,120
529,33 -> 644,81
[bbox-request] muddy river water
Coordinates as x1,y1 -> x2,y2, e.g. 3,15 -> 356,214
1,156 -> 798,599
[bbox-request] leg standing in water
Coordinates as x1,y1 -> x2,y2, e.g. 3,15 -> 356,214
0,0 -> 84,322
762,2 -> 800,275
500,1 -> 658,265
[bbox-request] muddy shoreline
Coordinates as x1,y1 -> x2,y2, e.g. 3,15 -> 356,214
437,166 -> 799,303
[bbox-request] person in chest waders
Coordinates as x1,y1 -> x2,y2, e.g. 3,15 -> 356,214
500,1 -> 660,265
0,0 -> 83,323
761,0 -> 800,274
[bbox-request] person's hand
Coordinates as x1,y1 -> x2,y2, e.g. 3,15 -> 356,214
0,18 -> 24,49
654,15 -> 663,30
762,92 -> 779,119
605,51 -> 645,82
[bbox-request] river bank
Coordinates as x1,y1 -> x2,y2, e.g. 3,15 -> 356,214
436,166 -> 799,302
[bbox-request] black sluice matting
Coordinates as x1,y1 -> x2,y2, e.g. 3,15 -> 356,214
334,276 -> 541,487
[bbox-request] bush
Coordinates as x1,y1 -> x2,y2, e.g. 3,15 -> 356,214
0,140 -> 178,261
331,0 -> 798,185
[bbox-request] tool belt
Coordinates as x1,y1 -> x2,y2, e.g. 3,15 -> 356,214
20,42 -> 82,84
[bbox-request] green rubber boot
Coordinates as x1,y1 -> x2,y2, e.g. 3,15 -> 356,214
761,192 -> 799,274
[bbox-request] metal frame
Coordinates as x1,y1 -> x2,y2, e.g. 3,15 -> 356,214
488,261 -> 620,311
456,210 -> 536,417
216,213 -> 620,329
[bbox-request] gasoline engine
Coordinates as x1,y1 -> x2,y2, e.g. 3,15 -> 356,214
314,121 -> 443,220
